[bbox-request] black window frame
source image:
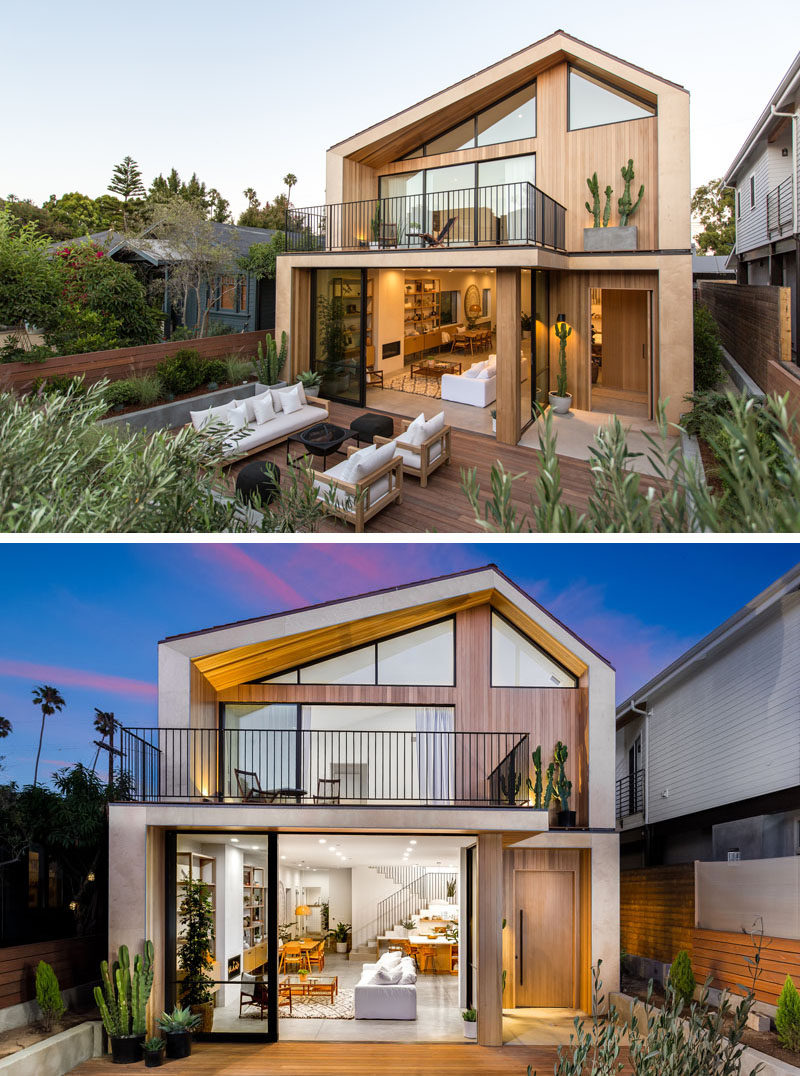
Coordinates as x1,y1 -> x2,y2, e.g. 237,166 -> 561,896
567,64 -> 656,133
750,175 -> 756,210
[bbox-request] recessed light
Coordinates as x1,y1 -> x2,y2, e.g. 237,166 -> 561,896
281,855 -> 286,860
409,840 -> 417,845
319,838 -> 327,844
231,838 -> 239,843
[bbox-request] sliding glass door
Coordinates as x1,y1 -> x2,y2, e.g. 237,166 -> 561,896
311,269 -> 366,406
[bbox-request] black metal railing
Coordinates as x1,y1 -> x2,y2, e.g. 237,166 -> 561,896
767,176 -> 794,238
375,869 -> 458,937
115,727 -> 531,806
616,769 -> 645,820
287,182 -> 566,253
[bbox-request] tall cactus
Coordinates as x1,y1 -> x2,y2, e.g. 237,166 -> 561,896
131,940 -> 154,1035
585,173 -> 602,227
527,745 -> 544,808
618,159 -> 644,226
554,740 -> 573,810
602,185 -> 613,227
93,941 -> 155,1040
254,331 -> 289,385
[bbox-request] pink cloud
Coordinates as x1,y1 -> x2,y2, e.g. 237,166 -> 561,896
193,546 -> 309,608
0,659 -> 157,699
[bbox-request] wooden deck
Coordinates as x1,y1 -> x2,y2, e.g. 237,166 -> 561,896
69,1041 -> 631,1075
227,402 -> 598,533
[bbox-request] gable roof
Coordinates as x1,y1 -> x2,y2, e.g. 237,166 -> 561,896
724,50 -> 800,185
329,29 -> 686,163
49,221 -> 278,262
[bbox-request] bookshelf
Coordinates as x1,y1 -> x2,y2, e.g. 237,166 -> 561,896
242,864 -> 266,974
404,278 -> 441,338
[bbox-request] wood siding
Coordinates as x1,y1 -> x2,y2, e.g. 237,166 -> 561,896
697,281 -> 792,389
693,928 -> 800,1006
0,935 -> 104,1009
646,595 -> 800,825
734,146 -> 771,254
620,865 -> 694,965
1,330 -> 273,395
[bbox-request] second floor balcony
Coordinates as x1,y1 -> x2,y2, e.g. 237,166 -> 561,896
115,725 -> 533,808
767,176 -> 794,239
616,769 -> 645,821
286,182 -> 566,254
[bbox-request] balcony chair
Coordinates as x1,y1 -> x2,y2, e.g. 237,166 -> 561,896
313,777 -> 341,804
408,217 -> 456,248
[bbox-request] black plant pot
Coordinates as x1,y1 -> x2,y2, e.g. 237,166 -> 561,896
556,810 -> 576,828
110,1034 -> 145,1064
165,1031 -> 192,1059
144,1049 -> 165,1068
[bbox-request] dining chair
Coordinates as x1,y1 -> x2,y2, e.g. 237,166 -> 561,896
418,945 -> 437,974
449,943 -> 459,974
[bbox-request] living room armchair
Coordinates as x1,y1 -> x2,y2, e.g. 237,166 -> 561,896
375,412 -> 451,488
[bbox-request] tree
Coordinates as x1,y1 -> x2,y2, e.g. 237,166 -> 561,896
0,196 -> 74,240
237,189 -> 302,231
108,156 -> 145,230
283,173 -> 297,207
0,717 -> 11,738
45,191 -> 121,237
0,210 -> 63,353
91,709 -> 117,787
31,685 -> 65,787
692,178 -> 735,255
207,188 -> 231,223
238,231 -> 286,280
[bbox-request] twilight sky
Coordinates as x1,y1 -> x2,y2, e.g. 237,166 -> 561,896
3,1 -> 798,217
0,541 -> 797,786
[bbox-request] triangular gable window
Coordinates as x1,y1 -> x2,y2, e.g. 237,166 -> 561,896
569,67 -> 655,131
491,612 -> 576,687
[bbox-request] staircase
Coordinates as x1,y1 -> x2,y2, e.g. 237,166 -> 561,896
350,866 -> 458,956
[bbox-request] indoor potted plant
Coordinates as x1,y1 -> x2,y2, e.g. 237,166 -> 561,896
177,876 -> 216,1032
156,1006 -> 202,1059
548,315 -> 572,415
400,918 -> 416,938
490,408 -> 496,434
462,1007 -> 477,1040
296,369 -> 322,397
446,878 -> 457,904
142,1037 -> 166,1069
93,940 -> 154,1065
520,312 -> 532,339
331,921 -> 351,954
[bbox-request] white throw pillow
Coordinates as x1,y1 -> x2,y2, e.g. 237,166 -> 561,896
462,367 -> 479,379
477,368 -> 491,380
277,385 -> 303,415
471,360 -> 486,373
223,404 -> 247,432
398,968 -> 417,985
189,406 -> 213,432
403,413 -> 427,447
253,396 -> 276,425
237,388 -> 271,423
370,440 -> 397,473
292,382 -> 308,406
379,949 -> 403,967
371,964 -> 403,985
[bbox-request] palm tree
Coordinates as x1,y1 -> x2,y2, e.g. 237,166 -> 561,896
0,716 -> 11,738
282,173 -> 297,207
31,685 -> 65,787
91,709 -> 116,785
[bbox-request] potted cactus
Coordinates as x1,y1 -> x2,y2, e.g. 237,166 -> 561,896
252,332 -> 288,389
583,160 -> 643,251
156,1005 -> 202,1059
549,316 -> 572,415
142,1037 -> 165,1068
552,741 -> 575,828
93,940 -> 154,1065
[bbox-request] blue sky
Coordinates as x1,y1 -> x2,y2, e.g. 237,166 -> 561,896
4,1 -> 798,216
1,541 -> 797,786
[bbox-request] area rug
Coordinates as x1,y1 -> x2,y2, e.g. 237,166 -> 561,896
387,373 -> 442,399
279,989 -> 355,1019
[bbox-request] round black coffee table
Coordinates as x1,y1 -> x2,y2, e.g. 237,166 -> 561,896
235,461 -> 281,506
287,423 -> 356,470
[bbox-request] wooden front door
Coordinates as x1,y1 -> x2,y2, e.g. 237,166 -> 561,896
514,870 -> 575,1007
599,289 -> 650,397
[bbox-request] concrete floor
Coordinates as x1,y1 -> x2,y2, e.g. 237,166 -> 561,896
503,1007 -> 585,1046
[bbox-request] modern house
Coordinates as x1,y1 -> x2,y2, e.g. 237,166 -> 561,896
107,565 -> 618,1047
616,563 -> 800,870
723,50 -> 800,360
52,222 -> 277,337
275,29 -> 693,444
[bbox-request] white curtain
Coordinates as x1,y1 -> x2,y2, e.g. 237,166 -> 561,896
415,707 -> 455,804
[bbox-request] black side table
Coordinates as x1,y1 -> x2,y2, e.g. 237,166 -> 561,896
236,462 -> 281,506
350,412 -> 394,444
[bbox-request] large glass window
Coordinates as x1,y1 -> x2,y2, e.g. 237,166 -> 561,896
223,704 -> 298,795
425,118 -> 475,156
477,155 -> 536,244
477,84 -> 536,145
491,612 -> 576,687
569,68 -> 655,131
311,269 -> 363,406
299,645 -> 375,685
377,621 -> 454,685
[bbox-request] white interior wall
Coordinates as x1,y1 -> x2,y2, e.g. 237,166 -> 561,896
327,868 -> 353,934
216,843 -> 243,1005
350,866 -> 409,947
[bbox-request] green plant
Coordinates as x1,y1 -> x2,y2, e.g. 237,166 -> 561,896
320,902 -> 330,933
156,1006 -> 202,1034
35,960 -> 66,1031
446,878 -> 457,900
527,745 -> 545,808
316,295 -> 346,379
618,159 -> 644,226
296,369 -> 321,390
104,379 -> 140,410
371,200 -> 382,241
204,320 -> 236,337
278,922 -> 297,944
490,409 -> 497,419
669,949 -> 696,1007
143,1037 -> 165,1053
776,975 -> 800,1051
401,918 -> 415,931
520,312 -> 532,332
332,921 -> 351,942
462,1007 -> 477,1022
253,332 -> 288,385
204,359 -> 228,385
693,304 -> 723,391
131,373 -> 163,408
553,741 -> 572,814
93,940 -> 154,1039
177,877 -> 215,1007
225,356 -> 254,384
156,349 -> 205,395
32,374 -> 87,397
585,174 -> 613,228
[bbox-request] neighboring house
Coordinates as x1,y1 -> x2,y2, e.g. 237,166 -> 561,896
52,222 -> 277,336
616,564 -> 800,870
107,565 -> 618,1046
724,50 -> 800,358
276,29 -> 693,441
691,250 -> 735,300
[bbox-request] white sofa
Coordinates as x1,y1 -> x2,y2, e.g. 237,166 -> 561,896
441,358 -> 497,407
189,382 -> 329,459
354,953 -> 417,1020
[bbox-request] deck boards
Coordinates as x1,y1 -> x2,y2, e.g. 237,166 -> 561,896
68,1041 -> 632,1074
227,402 -> 602,533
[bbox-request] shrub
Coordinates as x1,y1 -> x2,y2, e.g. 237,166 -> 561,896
32,374 -> 87,397
131,372 -> 163,408
0,339 -> 54,365
205,320 -> 236,337
694,304 -> 723,391
103,379 -> 140,410
156,349 -> 204,395
226,356 -> 254,384
776,975 -> 800,1052
203,359 -> 229,385
669,949 -> 696,1006
35,960 -> 65,1031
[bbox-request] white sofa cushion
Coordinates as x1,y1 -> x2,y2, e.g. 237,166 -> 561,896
477,368 -> 491,380
403,413 -> 426,447
223,403 -> 328,457
353,981 -> 417,1020
370,963 -> 403,985
190,401 -> 241,432
441,371 -> 496,408
462,366 -> 480,379
277,384 -> 304,415
236,388 -> 272,423
314,466 -> 391,510
424,411 -> 445,438
253,395 -> 276,425
378,950 -> 403,968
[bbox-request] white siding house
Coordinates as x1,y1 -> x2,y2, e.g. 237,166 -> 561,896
616,565 -> 800,867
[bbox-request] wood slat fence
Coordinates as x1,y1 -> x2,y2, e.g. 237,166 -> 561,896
1,329 -> 273,395
620,865 -> 695,965
693,927 -> 800,1005
696,281 -> 791,389
0,935 -> 104,1009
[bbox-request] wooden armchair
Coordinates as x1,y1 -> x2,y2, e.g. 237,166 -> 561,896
375,419 -> 451,489
408,217 -> 456,248
312,442 -> 403,532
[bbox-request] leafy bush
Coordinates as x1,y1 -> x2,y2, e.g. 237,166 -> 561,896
103,379 -> 140,410
203,359 -> 229,385
169,325 -> 197,342
694,304 -> 723,391
463,393 -> 800,533
0,380 -> 324,533
226,356 -> 254,384
31,374 -> 87,397
776,975 -> 800,1052
0,338 -> 54,364
156,349 -> 205,395
35,960 -> 66,1031
132,372 -> 163,408
669,949 -> 696,1006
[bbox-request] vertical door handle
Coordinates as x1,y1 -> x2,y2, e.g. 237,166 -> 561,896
519,909 -> 524,986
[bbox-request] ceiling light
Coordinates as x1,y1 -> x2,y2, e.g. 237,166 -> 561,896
231,838 -> 239,843
319,838 -> 327,844
409,840 -> 417,845
281,855 -> 286,860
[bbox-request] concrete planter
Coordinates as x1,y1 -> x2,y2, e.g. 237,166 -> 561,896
548,392 -> 572,415
463,1020 -> 477,1040
0,1021 -> 102,1076
100,383 -> 259,435
583,226 -> 638,251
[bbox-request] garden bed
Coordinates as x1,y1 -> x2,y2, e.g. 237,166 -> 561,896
0,1005 -> 97,1060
